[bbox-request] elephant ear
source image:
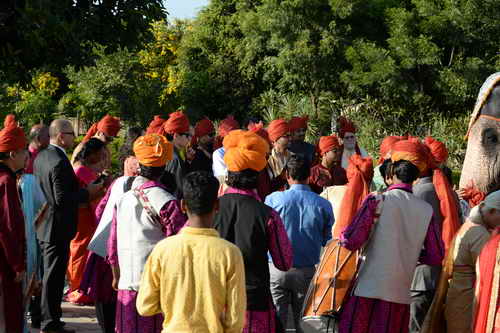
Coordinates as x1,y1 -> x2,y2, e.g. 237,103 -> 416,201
466,72 -> 500,138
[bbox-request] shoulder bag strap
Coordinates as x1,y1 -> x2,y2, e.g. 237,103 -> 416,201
133,187 -> 163,229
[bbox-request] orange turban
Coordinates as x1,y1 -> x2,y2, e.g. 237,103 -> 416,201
424,136 -> 449,165
333,155 -> 374,238
391,139 -> 428,173
318,135 -> 341,156
195,118 -> 215,138
218,116 -> 240,138
338,116 -> 357,138
288,116 -> 308,132
378,135 -> 406,164
164,111 -> 190,135
223,130 -> 270,172
0,114 -> 27,153
146,116 -> 167,135
83,115 -> 121,142
133,134 -> 173,167
248,121 -> 271,145
267,119 -> 289,142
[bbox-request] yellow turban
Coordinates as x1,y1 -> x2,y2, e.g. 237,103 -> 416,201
223,130 -> 270,172
133,134 -> 173,167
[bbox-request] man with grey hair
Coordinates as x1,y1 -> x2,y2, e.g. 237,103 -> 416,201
34,119 -> 103,333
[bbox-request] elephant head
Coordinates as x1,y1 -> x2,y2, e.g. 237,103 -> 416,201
460,73 -> 500,195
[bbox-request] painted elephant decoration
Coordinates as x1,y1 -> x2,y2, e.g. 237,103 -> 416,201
460,73 -> 500,200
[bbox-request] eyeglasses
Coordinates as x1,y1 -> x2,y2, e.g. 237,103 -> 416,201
344,135 -> 355,139
180,133 -> 192,138
62,131 -> 75,136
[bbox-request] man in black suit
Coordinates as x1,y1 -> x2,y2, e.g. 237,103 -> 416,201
34,119 -> 102,333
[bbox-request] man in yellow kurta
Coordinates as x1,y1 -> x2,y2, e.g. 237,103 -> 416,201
136,171 -> 247,333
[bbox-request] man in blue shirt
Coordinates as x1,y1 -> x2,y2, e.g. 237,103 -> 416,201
265,154 -> 334,332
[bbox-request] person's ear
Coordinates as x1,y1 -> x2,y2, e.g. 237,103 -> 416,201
180,199 -> 187,214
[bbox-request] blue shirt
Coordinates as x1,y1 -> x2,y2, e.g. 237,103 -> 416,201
265,184 -> 334,267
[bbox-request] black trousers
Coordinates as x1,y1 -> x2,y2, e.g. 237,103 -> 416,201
409,290 -> 435,333
95,301 -> 116,333
39,240 -> 71,331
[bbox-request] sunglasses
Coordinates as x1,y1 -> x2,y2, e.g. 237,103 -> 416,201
344,135 -> 355,139
180,132 -> 193,138
62,131 -> 75,136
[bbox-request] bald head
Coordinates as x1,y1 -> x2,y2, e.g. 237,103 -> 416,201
49,119 -> 75,150
29,124 -> 49,149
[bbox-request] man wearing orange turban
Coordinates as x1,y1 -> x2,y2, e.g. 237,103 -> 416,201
337,116 -> 369,170
372,135 -> 406,191
189,118 -> 215,174
72,114 -> 121,171
337,141 -> 444,333
288,116 -> 315,164
110,133 -> 186,333
0,115 -> 29,333
267,119 -> 291,193
308,135 -> 347,194
212,116 -> 240,184
146,115 -> 167,135
215,130 -> 292,333
163,111 -> 192,198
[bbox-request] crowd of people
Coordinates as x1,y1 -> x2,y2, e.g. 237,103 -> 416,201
0,107 -> 499,333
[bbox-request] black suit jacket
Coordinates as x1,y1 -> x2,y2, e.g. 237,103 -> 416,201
34,145 -> 89,243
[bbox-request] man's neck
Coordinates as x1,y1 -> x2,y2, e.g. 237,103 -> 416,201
0,160 -> 16,173
29,142 -> 40,151
288,179 -> 308,186
187,215 -> 214,229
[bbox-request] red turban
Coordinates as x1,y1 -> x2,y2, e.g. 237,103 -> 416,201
288,116 -> 308,132
133,134 -> 173,167
0,114 -> 27,152
195,118 -> 215,138
378,135 -> 406,164
267,119 -> 289,142
218,116 -> 240,138
333,155 -> 374,238
318,135 -> 341,156
338,116 -> 357,138
424,136 -> 449,165
164,111 -> 190,135
248,121 -> 271,145
223,130 -> 270,172
83,115 -> 121,142
146,116 -> 167,135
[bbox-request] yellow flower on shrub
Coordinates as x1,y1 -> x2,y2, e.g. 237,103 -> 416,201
33,72 -> 59,96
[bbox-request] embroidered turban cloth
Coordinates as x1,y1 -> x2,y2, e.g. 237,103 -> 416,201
338,116 -> 356,139
424,136 -> 449,166
318,135 -> 341,156
267,119 -> 289,142
0,114 -> 27,152
195,118 -> 215,138
146,115 -> 167,135
288,116 -> 308,132
223,130 -> 270,172
333,154 -> 374,238
133,134 -> 173,167
164,111 -> 190,135
83,115 -> 121,142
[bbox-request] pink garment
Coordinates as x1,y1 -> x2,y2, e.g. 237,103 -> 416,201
74,165 -> 98,187
224,187 -> 293,333
123,156 -> 139,177
24,145 -> 39,174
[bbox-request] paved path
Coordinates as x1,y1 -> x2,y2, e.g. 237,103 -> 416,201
30,302 -> 100,333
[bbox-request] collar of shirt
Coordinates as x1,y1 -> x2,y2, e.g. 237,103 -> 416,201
180,226 -> 220,238
138,179 -> 169,192
387,183 -> 413,193
417,176 -> 433,185
225,186 -> 261,202
289,184 -> 312,192
51,143 -> 66,155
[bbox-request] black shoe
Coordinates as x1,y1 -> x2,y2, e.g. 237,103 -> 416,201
31,321 -> 41,329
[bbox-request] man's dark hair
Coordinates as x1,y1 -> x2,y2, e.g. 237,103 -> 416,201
226,169 -> 259,190
379,158 -> 392,181
442,165 -> 454,185
166,133 -> 174,142
159,170 -> 177,195
286,154 -> 310,181
391,160 -> 420,184
139,164 -> 165,180
74,138 -> 105,163
183,171 -> 219,215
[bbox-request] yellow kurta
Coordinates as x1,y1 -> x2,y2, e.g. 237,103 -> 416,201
136,226 -> 247,333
